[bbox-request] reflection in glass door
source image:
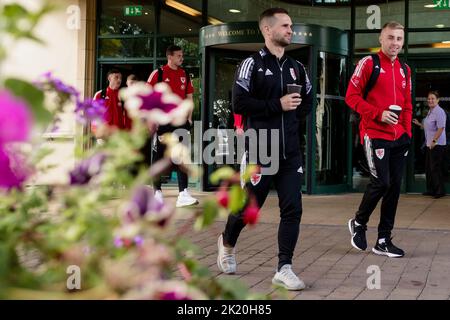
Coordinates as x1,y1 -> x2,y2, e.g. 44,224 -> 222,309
204,49 -> 251,190
408,66 -> 450,193
314,52 -> 349,193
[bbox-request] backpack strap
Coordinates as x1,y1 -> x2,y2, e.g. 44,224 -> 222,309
363,54 -> 380,100
184,69 -> 191,97
101,88 -> 107,100
157,67 -> 163,83
399,60 -> 409,92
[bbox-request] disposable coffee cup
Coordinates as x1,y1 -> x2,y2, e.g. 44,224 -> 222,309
287,84 -> 302,95
389,105 -> 402,118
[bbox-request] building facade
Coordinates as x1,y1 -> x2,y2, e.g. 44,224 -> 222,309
9,0 -> 449,192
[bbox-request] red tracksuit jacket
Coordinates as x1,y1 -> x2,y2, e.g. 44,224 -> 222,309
345,50 -> 412,144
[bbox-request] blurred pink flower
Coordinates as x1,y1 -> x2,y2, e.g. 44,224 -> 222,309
160,291 -> 191,300
0,146 -> 29,190
0,90 -> 33,144
0,90 -> 33,190
243,201 -> 260,225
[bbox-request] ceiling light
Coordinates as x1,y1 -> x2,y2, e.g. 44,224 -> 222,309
424,4 -> 437,8
166,0 -> 201,17
208,17 -> 223,25
145,12 -> 149,15
435,24 -> 445,28
432,42 -> 450,48
229,9 -> 241,13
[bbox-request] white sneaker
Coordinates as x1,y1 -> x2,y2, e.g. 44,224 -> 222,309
154,190 -> 164,204
176,188 -> 198,207
217,234 -> 236,274
272,264 -> 305,291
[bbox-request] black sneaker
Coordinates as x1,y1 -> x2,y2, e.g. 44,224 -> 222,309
348,218 -> 367,251
372,237 -> 404,258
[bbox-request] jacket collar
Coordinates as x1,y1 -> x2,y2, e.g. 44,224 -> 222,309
378,50 -> 399,64
262,46 -> 287,62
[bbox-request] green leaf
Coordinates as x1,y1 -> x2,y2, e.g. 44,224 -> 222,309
216,277 -> 251,300
4,78 -> 52,125
175,238 -> 200,257
2,4 -> 28,18
228,184 -> 246,214
241,164 -> 258,184
209,166 -> 235,185
194,199 -> 218,230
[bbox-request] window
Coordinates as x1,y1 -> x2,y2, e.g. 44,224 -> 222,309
409,0 -> 449,29
355,1 -> 404,30
100,0 -> 155,35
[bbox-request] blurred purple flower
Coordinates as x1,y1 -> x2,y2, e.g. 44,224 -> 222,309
69,153 -> 107,185
114,236 -> 124,248
36,71 -> 80,98
139,91 -> 178,113
131,186 -> 163,215
124,186 -> 173,226
120,82 -> 192,127
134,236 -> 144,247
0,90 -> 33,145
75,98 -> 106,124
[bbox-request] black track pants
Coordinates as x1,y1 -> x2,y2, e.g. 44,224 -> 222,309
223,155 -> 303,271
355,133 -> 410,239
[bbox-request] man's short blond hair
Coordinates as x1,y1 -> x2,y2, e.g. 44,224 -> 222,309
381,21 -> 404,31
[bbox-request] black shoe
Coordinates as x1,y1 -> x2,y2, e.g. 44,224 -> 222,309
348,218 -> 367,251
372,237 -> 404,258
433,194 -> 446,199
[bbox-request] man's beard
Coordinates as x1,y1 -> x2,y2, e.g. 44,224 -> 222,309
273,35 -> 290,47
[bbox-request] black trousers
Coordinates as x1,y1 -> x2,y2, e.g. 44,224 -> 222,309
151,135 -> 188,192
223,155 -> 303,271
355,133 -> 410,239
425,145 -> 447,196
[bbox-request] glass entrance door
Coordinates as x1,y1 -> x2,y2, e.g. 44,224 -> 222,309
407,60 -> 450,193
313,51 -> 350,193
203,49 -> 252,191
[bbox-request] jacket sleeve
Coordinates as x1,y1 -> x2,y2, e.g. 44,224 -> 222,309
402,64 -> 413,138
233,57 -> 283,117
345,56 -> 383,121
147,69 -> 158,86
93,90 -> 102,100
296,61 -> 313,119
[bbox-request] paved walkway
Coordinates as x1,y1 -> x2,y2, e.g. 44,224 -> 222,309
165,190 -> 450,300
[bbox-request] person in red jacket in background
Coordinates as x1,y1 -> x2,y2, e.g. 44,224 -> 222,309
345,21 -> 412,258
93,69 -> 132,133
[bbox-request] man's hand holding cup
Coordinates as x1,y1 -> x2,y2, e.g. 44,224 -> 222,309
382,105 -> 402,125
280,84 -> 302,111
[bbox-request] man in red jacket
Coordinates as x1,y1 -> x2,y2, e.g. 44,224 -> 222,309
93,69 -> 132,131
345,21 -> 412,258
147,45 -> 198,208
